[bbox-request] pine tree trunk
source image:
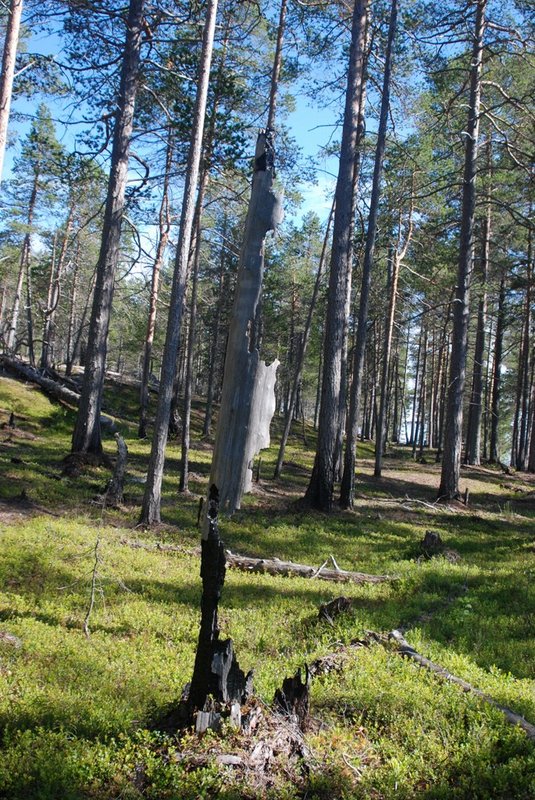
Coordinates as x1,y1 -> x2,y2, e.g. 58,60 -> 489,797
489,277 -> 505,462
465,144 -> 491,465
0,0 -> 23,181
138,135 -> 173,438
202,221 -> 227,437
140,0 -> 218,523
516,236 -> 532,470
41,206 -> 74,370
417,327 -> 428,458
438,0 -> 486,499
6,172 -> 37,354
274,202 -> 334,478
72,0 -> 144,455
179,174 -> 207,492
305,0 -> 368,511
340,0 -> 398,508
65,237 -> 81,376
375,248 -> 400,476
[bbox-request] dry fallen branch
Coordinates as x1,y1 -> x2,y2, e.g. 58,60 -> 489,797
313,597 -> 535,741
389,630 -> 535,741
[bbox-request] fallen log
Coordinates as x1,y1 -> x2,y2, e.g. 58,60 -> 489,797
389,629 -> 535,741
225,550 -> 391,585
1,356 -> 118,440
1,355 -> 81,406
120,539 -> 391,585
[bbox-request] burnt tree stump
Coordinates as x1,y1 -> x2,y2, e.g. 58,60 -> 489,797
188,485 -> 252,716
274,666 -> 310,729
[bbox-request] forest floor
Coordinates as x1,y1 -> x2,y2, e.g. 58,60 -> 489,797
0,373 -> 534,799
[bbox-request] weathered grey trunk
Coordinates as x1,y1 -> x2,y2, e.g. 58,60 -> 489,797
207,131 -> 282,517
304,0 -> 367,511
439,0 -> 486,499
71,0 -> 144,455
340,0 -> 398,509
0,0 -> 23,181
138,135 -> 173,438
140,0 -> 218,524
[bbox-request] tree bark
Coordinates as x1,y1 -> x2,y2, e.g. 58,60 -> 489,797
138,134 -> 173,438
304,0 -> 368,511
516,233 -> 532,470
140,0 -> 218,524
0,0 -> 23,181
202,218 -> 227,437
179,176 -> 206,492
375,178 -> 414,474
6,172 -> 37,354
40,206 -> 74,370
375,249 -> 400,475
340,0 -> 398,508
438,0 -> 486,499
71,0 -> 144,455
465,143 -> 491,465
207,131 -> 282,516
274,201 -> 334,478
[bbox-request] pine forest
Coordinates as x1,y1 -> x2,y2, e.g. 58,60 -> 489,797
0,1 -> 534,798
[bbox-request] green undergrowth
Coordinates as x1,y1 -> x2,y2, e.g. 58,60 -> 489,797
0,375 -> 534,799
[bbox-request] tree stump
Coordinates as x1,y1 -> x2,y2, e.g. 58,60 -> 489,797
106,433 -> 128,507
421,530 -> 444,556
274,666 -> 310,729
188,485 -> 252,718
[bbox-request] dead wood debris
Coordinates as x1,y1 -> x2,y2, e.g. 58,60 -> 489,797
389,630 -> 535,741
165,699 -> 319,796
314,596 -> 535,740
0,631 -> 22,648
419,530 -> 461,563
119,539 -> 391,585
224,550 -> 391,585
